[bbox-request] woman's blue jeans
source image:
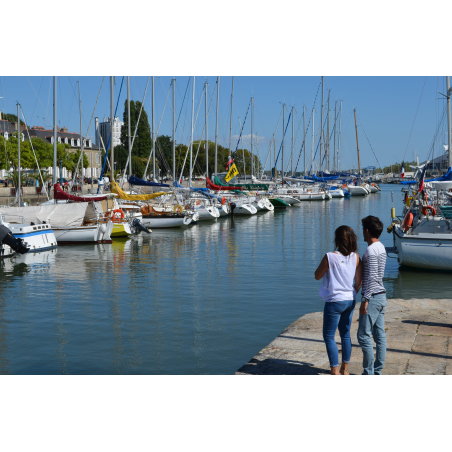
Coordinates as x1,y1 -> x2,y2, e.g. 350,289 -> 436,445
323,300 -> 356,367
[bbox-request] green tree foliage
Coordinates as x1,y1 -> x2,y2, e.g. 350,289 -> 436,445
1,113 -> 26,126
120,100 -> 152,159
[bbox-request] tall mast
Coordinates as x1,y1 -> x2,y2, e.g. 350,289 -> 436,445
17,102 -> 21,206
127,76 -> 132,178
79,81 -> 85,195
229,76 -> 234,162
172,77 -> 176,182
291,105 -> 294,176
215,76 -> 220,175
273,134 -> 276,178
326,90 -> 330,171
447,76 -> 452,169
303,105 -> 306,176
333,100 -> 337,173
152,76 -> 155,181
311,107 -> 315,176
110,76 -> 114,183
251,96 -> 254,177
338,100 -> 342,173
282,103 -> 285,182
354,108 -> 361,175
205,81 -> 208,179
53,76 -> 57,187
189,76 -> 195,187
320,76 -> 324,175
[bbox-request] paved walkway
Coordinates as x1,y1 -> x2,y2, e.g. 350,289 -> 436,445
236,299 -> 452,375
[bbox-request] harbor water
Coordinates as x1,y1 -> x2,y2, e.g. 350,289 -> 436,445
1,185 -> 451,375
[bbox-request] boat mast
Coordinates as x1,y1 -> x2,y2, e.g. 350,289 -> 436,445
79,81 -> 85,195
319,77 -> 324,176
127,76 -> 132,178
354,108 -> 361,175
447,76 -> 452,169
310,107 -> 315,176
228,77 -> 234,167
205,81 -> 208,179
326,90 -> 330,172
303,105 -> 306,176
189,76 -> 195,187
291,105 -> 294,176
53,76 -> 57,188
251,96 -> 254,177
215,76 -> 219,176
17,102 -> 21,206
172,77 -> 176,182
338,100 -> 342,173
152,76 -> 155,182
282,103 -> 285,182
333,100 -> 337,173
110,76 -> 114,183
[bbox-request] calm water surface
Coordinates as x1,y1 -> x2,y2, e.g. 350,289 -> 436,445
1,186 -> 451,374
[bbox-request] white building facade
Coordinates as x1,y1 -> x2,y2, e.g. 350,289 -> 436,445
96,116 -> 123,150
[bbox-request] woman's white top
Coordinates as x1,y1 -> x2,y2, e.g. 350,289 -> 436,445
318,252 -> 357,302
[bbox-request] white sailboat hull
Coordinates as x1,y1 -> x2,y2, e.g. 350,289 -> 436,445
53,222 -> 113,244
347,185 -> 368,196
233,203 -> 257,215
251,198 -> 274,211
329,189 -> 345,198
393,226 -> 452,270
141,216 -> 186,228
195,206 -> 220,220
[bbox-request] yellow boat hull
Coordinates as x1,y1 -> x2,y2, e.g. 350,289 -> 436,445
111,222 -> 132,237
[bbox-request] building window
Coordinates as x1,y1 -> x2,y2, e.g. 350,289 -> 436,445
77,139 -> 80,146
58,137 -> 61,143
71,138 -> 74,146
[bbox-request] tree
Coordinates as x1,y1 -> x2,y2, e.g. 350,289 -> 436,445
1,113 -> 26,126
120,100 -> 152,159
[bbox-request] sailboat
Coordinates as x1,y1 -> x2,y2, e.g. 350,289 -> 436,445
387,76 -> 452,270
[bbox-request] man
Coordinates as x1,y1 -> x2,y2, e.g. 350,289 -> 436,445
357,215 -> 387,375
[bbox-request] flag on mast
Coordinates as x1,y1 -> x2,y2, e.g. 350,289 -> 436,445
401,161 -> 405,179
419,162 -> 428,192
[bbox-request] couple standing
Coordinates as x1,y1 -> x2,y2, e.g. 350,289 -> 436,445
315,216 -> 387,375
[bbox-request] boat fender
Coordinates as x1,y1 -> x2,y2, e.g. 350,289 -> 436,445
421,205 -> 436,216
401,212 -> 414,231
387,223 -> 393,234
173,204 -> 183,214
221,197 -> 226,205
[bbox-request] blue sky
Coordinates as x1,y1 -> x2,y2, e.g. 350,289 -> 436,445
1,76 -> 449,172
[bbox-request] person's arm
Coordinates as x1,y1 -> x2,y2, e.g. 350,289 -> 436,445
354,254 -> 363,293
314,254 -> 329,280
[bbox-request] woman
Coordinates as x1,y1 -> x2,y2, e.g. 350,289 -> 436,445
315,226 -> 362,375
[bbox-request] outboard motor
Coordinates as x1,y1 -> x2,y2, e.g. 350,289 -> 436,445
229,202 -> 236,217
0,224 -> 29,254
132,218 -> 151,234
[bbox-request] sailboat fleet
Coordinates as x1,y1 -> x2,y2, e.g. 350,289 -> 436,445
3,75 -> 452,275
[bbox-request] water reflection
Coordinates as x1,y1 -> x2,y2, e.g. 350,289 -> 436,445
0,186 -> 450,375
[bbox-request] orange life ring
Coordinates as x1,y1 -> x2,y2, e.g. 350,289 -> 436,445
421,205 -> 436,216
342,184 -> 346,189
401,212 -> 414,231
221,197 -> 226,205
105,208 -> 125,222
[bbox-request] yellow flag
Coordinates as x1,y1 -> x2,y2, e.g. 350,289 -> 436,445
225,163 -> 239,182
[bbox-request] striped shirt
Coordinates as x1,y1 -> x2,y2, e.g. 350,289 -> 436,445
361,241 -> 387,302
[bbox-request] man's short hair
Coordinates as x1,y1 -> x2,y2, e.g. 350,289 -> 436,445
361,215 -> 383,239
